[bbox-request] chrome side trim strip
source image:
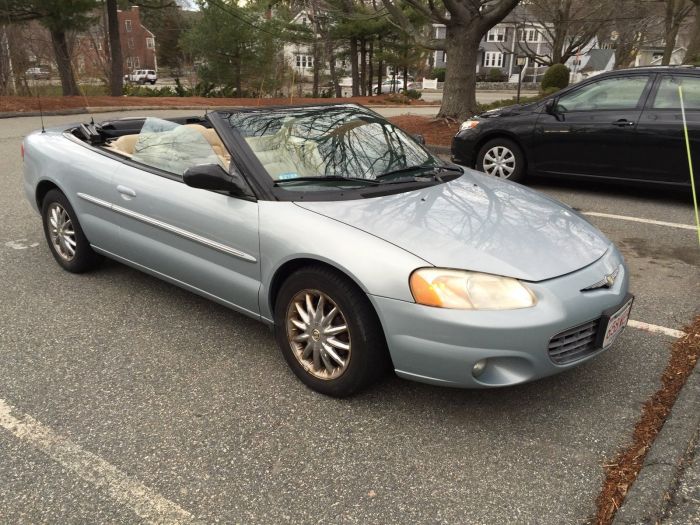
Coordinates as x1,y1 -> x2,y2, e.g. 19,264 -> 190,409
77,192 -> 257,263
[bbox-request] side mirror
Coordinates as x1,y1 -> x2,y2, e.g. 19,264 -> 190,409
413,134 -> 426,145
545,99 -> 558,115
183,163 -> 252,198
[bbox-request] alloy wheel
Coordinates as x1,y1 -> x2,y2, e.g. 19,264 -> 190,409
47,203 -> 77,261
286,289 -> 351,380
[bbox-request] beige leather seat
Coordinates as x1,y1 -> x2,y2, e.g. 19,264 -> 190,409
185,124 -> 231,166
106,134 -> 139,156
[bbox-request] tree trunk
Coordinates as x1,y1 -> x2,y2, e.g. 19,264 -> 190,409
235,43 -> 242,95
377,35 -> 383,95
662,0 -> 682,65
50,28 -> 79,96
326,39 -> 340,97
360,37 -> 366,96
437,27 -> 480,120
683,1 -> 700,64
349,38 -> 359,96
312,39 -> 320,97
106,0 -> 123,97
367,40 -> 373,96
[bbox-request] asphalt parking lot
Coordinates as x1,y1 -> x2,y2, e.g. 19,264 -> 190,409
0,110 -> 698,524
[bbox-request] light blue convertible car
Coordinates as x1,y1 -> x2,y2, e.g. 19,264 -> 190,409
22,104 -> 633,396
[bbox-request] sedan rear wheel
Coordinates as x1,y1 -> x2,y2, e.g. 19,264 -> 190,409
274,265 -> 389,397
477,138 -> 525,182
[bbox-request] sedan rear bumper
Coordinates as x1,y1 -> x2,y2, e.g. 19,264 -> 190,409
369,246 -> 630,388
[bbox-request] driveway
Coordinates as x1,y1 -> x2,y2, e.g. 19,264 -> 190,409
0,110 -> 697,524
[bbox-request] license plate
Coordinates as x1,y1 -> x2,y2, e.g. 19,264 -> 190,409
601,297 -> 633,349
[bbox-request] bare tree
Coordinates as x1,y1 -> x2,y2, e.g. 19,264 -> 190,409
106,0 -> 123,96
512,0 -> 614,66
382,0 -> 520,120
684,0 -> 699,63
662,0 -> 693,64
608,0 -> 662,68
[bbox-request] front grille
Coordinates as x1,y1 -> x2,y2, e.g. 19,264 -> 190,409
548,319 -> 601,365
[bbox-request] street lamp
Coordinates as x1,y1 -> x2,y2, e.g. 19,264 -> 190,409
516,55 -> 527,104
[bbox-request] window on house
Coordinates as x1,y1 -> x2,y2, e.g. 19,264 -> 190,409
486,26 -> 506,42
133,56 -> 140,68
96,42 -> 102,50
519,28 -> 540,43
295,54 -> 313,68
484,51 -> 504,68
442,51 -> 447,63
146,37 -> 155,49
126,56 -> 133,68
125,19 -> 132,32
128,38 -> 134,49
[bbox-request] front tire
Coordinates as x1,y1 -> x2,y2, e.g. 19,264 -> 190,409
41,189 -> 102,273
476,138 -> 526,182
274,266 -> 389,397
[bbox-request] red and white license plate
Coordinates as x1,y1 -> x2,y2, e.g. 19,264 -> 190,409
602,298 -> 633,349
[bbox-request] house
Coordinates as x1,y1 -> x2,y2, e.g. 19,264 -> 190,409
431,6 -> 553,82
119,6 -> 157,73
567,48 -> 615,83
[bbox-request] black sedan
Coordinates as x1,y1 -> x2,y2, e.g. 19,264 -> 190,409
451,66 -> 699,188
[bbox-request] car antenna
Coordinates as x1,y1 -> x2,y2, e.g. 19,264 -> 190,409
36,88 -> 45,133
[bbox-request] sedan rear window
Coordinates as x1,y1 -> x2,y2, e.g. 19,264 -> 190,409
652,75 -> 700,110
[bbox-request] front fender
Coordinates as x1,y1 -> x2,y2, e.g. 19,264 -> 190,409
257,201 -> 429,321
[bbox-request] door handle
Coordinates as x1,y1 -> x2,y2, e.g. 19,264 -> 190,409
116,185 -> 136,199
612,119 -> 635,127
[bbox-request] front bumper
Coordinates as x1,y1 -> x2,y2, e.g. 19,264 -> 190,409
450,130 -> 479,167
369,246 -> 630,388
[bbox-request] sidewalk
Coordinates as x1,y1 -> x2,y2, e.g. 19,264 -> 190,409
614,361 -> 700,524
662,434 -> 700,524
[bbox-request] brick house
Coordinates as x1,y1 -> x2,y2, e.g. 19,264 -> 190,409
119,6 -> 157,73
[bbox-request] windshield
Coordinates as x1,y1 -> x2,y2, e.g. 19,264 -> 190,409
222,106 -> 440,189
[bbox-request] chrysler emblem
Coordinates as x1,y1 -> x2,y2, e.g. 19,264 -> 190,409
581,266 -> 620,291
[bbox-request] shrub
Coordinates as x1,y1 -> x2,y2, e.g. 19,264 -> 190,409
541,64 -> 570,91
540,86 -> 561,97
403,89 -> 422,100
431,67 -> 446,82
385,93 -> 412,104
487,68 -> 507,82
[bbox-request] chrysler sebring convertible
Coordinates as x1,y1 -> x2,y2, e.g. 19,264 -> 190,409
22,104 -> 632,397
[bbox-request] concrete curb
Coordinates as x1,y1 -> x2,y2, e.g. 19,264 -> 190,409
613,360 -> 700,524
0,103 -> 440,120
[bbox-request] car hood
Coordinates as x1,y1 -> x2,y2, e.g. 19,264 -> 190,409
295,170 -> 610,282
478,101 -> 542,118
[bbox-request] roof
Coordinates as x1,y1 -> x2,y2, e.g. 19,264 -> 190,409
581,49 -> 615,72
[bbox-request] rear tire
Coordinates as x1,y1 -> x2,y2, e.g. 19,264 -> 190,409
274,265 -> 389,397
41,189 -> 102,273
476,138 -> 526,182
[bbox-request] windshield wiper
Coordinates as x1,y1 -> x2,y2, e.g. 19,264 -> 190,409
273,175 -> 380,186
376,163 -> 463,183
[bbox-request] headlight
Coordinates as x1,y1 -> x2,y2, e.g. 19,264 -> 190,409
409,268 -> 537,310
459,119 -> 480,131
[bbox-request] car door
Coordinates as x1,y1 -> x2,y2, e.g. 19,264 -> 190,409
633,73 -> 699,185
532,73 -> 653,179
107,117 -> 261,318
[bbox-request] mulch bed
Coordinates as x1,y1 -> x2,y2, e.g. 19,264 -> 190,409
0,95 -> 437,113
389,115 -> 458,147
595,315 -> 700,524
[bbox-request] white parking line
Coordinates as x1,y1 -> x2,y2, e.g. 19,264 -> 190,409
0,398 -> 195,524
583,211 -> 697,231
628,319 -> 687,339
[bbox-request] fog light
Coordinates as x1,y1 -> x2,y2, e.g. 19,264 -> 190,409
472,359 -> 487,378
